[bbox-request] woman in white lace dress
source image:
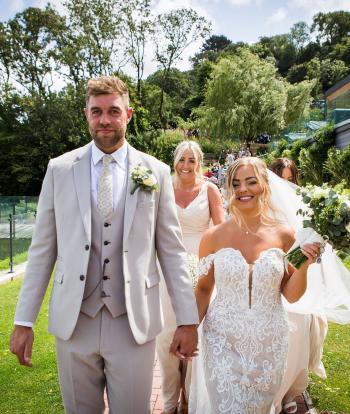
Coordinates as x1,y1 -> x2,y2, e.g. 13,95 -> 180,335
191,157 -> 321,414
157,140 -> 225,414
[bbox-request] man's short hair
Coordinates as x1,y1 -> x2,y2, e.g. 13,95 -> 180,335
86,75 -> 130,108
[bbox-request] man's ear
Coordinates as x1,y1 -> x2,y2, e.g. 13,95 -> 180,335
127,107 -> 133,123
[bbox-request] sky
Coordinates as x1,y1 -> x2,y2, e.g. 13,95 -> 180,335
1,0 -> 350,77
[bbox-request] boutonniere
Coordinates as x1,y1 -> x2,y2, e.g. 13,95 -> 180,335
130,164 -> 160,195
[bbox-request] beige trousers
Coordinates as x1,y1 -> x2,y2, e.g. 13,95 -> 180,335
56,308 -> 155,414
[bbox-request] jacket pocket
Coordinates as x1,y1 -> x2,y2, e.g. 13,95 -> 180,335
54,269 -> 64,284
145,272 -> 160,288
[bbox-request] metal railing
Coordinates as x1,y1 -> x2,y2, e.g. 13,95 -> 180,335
0,197 -> 38,272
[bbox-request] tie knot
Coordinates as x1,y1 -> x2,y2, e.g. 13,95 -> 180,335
102,154 -> 113,167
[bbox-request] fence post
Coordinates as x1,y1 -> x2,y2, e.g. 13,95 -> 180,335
9,214 -> 14,273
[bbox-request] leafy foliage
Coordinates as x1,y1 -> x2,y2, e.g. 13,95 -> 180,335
324,145 -> 350,187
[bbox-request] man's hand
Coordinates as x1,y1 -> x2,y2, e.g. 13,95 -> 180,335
10,325 -> 34,367
169,325 -> 198,361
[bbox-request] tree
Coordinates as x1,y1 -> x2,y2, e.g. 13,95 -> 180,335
195,49 -> 312,145
1,6 -> 64,97
284,80 -> 315,126
289,22 -> 310,53
253,34 -> 297,76
191,34 -> 232,66
122,0 -> 153,103
152,8 -> 211,127
56,0 -> 127,86
311,11 -> 350,46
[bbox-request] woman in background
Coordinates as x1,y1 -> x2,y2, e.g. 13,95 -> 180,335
157,140 -> 225,414
269,157 -> 299,184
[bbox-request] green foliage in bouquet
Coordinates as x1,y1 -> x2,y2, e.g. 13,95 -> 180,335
297,181 -> 350,259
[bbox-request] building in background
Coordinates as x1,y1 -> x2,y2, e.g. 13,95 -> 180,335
325,74 -> 350,149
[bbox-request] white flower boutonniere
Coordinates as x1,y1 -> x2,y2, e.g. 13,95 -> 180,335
131,164 -> 159,195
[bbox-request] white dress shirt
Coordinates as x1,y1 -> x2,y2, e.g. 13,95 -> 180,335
15,141 -> 128,328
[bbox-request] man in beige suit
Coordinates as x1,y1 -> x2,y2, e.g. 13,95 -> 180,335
10,76 -> 199,414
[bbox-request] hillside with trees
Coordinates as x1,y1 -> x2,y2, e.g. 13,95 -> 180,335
0,1 -> 349,194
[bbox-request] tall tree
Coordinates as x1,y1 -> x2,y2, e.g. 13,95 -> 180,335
195,49 -> 312,144
289,21 -> 310,56
153,8 -> 211,127
122,0 -> 153,103
56,0 -> 127,86
1,6 -> 64,97
311,11 -> 350,46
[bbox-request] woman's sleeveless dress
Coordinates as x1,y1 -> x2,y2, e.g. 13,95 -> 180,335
156,182 -> 211,411
190,247 -> 289,414
176,181 -> 211,255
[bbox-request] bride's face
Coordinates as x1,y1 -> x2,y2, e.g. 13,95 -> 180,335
231,165 -> 263,210
176,149 -> 199,182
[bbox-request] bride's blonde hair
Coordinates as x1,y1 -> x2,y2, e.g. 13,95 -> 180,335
226,157 -> 282,227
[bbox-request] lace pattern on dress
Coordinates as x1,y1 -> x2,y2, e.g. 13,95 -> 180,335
198,254 -> 215,279
200,248 -> 288,413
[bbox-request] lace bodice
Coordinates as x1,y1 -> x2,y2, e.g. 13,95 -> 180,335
192,247 -> 289,414
198,247 -> 286,311
176,181 -> 210,255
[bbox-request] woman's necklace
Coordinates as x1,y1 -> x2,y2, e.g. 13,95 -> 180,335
241,220 -> 262,236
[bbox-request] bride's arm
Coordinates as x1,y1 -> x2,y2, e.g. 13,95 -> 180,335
280,228 -> 320,303
195,229 -> 216,323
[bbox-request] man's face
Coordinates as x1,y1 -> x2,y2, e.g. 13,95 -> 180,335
85,93 -> 133,153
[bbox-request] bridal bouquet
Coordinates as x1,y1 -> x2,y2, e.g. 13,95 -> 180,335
186,253 -> 199,288
286,182 -> 350,268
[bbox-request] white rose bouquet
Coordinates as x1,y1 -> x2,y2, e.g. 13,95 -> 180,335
286,181 -> 350,268
130,165 -> 159,195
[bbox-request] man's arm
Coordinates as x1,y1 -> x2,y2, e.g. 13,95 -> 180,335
10,161 -> 58,366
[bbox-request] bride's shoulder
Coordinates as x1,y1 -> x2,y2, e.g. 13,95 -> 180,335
274,223 -> 295,251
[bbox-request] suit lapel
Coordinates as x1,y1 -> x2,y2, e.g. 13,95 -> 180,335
73,143 -> 92,244
123,144 -> 142,244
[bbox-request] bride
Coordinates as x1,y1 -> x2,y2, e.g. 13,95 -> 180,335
191,157 -> 321,414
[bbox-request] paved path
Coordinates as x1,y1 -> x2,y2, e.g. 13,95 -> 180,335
1,263 -> 313,414
0,261 -> 27,285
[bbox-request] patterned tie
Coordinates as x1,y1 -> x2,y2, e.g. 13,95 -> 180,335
97,155 -> 113,218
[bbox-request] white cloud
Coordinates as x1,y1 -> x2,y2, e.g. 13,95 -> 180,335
228,0 -> 252,6
287,0 -> 350,22
267,7 -> 288,23
227,0 -> 263,6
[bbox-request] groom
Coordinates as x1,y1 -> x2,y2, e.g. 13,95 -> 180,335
10,75 -> 199,413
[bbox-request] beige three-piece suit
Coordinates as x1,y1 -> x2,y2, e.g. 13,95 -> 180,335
15,141 -> 199,413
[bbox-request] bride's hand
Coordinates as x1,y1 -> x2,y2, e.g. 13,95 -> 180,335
301,242 -> 321,266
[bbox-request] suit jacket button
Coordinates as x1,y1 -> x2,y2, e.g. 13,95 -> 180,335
80,275 -> 85,281
85,245 -> 90,250
104,258 -> 110,264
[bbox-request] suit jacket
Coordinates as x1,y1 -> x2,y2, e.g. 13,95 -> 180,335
15,142 -> 199,343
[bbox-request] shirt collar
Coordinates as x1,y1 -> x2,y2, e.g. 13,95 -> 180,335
91,140 -> 128,168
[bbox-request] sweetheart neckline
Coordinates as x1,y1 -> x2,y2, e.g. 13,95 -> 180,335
210,247 -> 285,266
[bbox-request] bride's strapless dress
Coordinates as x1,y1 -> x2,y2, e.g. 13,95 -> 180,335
190,247 -> 289,414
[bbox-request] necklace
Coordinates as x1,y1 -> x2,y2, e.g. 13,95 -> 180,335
241,221 -> 262,236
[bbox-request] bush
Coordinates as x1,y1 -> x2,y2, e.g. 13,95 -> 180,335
324,145 -> 350,187
151,130 -> 185,167
298,124 -> 336,185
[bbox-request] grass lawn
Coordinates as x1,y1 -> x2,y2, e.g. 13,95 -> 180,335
309,322 -> 350,413
0,278 -> 64,414
0,251 -> 28,271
